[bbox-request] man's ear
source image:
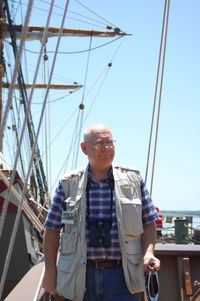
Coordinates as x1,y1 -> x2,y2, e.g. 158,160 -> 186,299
81,142 -> 87,154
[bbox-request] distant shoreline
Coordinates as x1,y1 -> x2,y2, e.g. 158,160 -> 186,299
160,210 -> 200,216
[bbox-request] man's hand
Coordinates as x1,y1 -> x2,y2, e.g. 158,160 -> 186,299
143,251 -> 160,273
141,221 -> 160,273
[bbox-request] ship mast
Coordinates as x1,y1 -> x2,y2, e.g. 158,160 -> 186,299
1,0 -> 130,204
3,0 -> 50,205
3,24 -> 130,39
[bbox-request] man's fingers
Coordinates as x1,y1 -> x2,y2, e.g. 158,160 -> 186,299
143,256 -> 160,273
153,258 -> 160,271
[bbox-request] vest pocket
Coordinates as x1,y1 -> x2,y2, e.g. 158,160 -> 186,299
56,255 -> 76,299
124,238 -> 145,292
124,237 -> 142,264
120,198 -> 143,236
60,228 -> 77,254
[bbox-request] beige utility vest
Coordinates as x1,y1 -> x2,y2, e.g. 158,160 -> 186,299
56,165 -> 145,301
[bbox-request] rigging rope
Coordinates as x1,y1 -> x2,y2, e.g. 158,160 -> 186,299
0,0 -> 33,149
0,0 -> 53,240
1,0 -> 71,294
83,36 -> 124,124
51,135 -> 76,195
43,106 -> 79,164
71,112 -> 81,169
73,33 -> 93,169
7,0 -> 55,206
32,87 -> 82,104
4,4 -> 29,176
22,36 -> 124,55
83,70 -> 109,124
0,0 -> 34,295
0,0 -> 57,297
13,0 -> 113,30
0,0 -> 34,239
22,0 -> 71,204
2,0 -> 49,228
46,106 -> 80,194
43,45 -> 51,196
47,54 -> 52,197
74,0 -> 117,29
38,0 -> 109,27
4,58 -> 27,177
50,36 -> 125,187
145,0 -> 167,184
145,0 -> 170,196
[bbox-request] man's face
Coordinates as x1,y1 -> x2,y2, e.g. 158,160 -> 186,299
81,127 -> 115,171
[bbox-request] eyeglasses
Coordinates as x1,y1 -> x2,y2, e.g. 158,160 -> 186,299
85,139 -> 116,148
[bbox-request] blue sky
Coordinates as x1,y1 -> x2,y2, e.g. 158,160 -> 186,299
5,0 -> 200,210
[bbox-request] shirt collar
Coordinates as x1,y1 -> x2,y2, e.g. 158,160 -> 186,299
87,164 -> 113,183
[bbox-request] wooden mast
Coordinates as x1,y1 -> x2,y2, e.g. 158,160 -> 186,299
1,7 -> 131,201
3,24 -> 131,40
2,82 -> 83,90
1,24 -> 130,90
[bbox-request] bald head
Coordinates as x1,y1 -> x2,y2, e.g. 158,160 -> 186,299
81,124 -> 115,177
83,124 -> 113,143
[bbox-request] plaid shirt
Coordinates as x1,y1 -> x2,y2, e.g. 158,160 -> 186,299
44,166 -> 157,260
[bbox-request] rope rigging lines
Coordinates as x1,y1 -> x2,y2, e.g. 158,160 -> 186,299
12,0 -> 121,31
21,35 -> 124,55
145,0 -> 170,196
47,35 -> 125,184
0,1 -> 128,297
73,33 -> 93,169
0,0 -> 35,295
0,0 -> 33,150
1,0 -> 128,215
74,0 -> 118,29
2,0 -> 47,209
0,0 -> 70,298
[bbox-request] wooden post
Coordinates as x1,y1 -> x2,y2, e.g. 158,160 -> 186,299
177,256 -> 192,301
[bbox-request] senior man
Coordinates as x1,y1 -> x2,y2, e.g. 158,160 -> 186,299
42,124 -> 160,301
